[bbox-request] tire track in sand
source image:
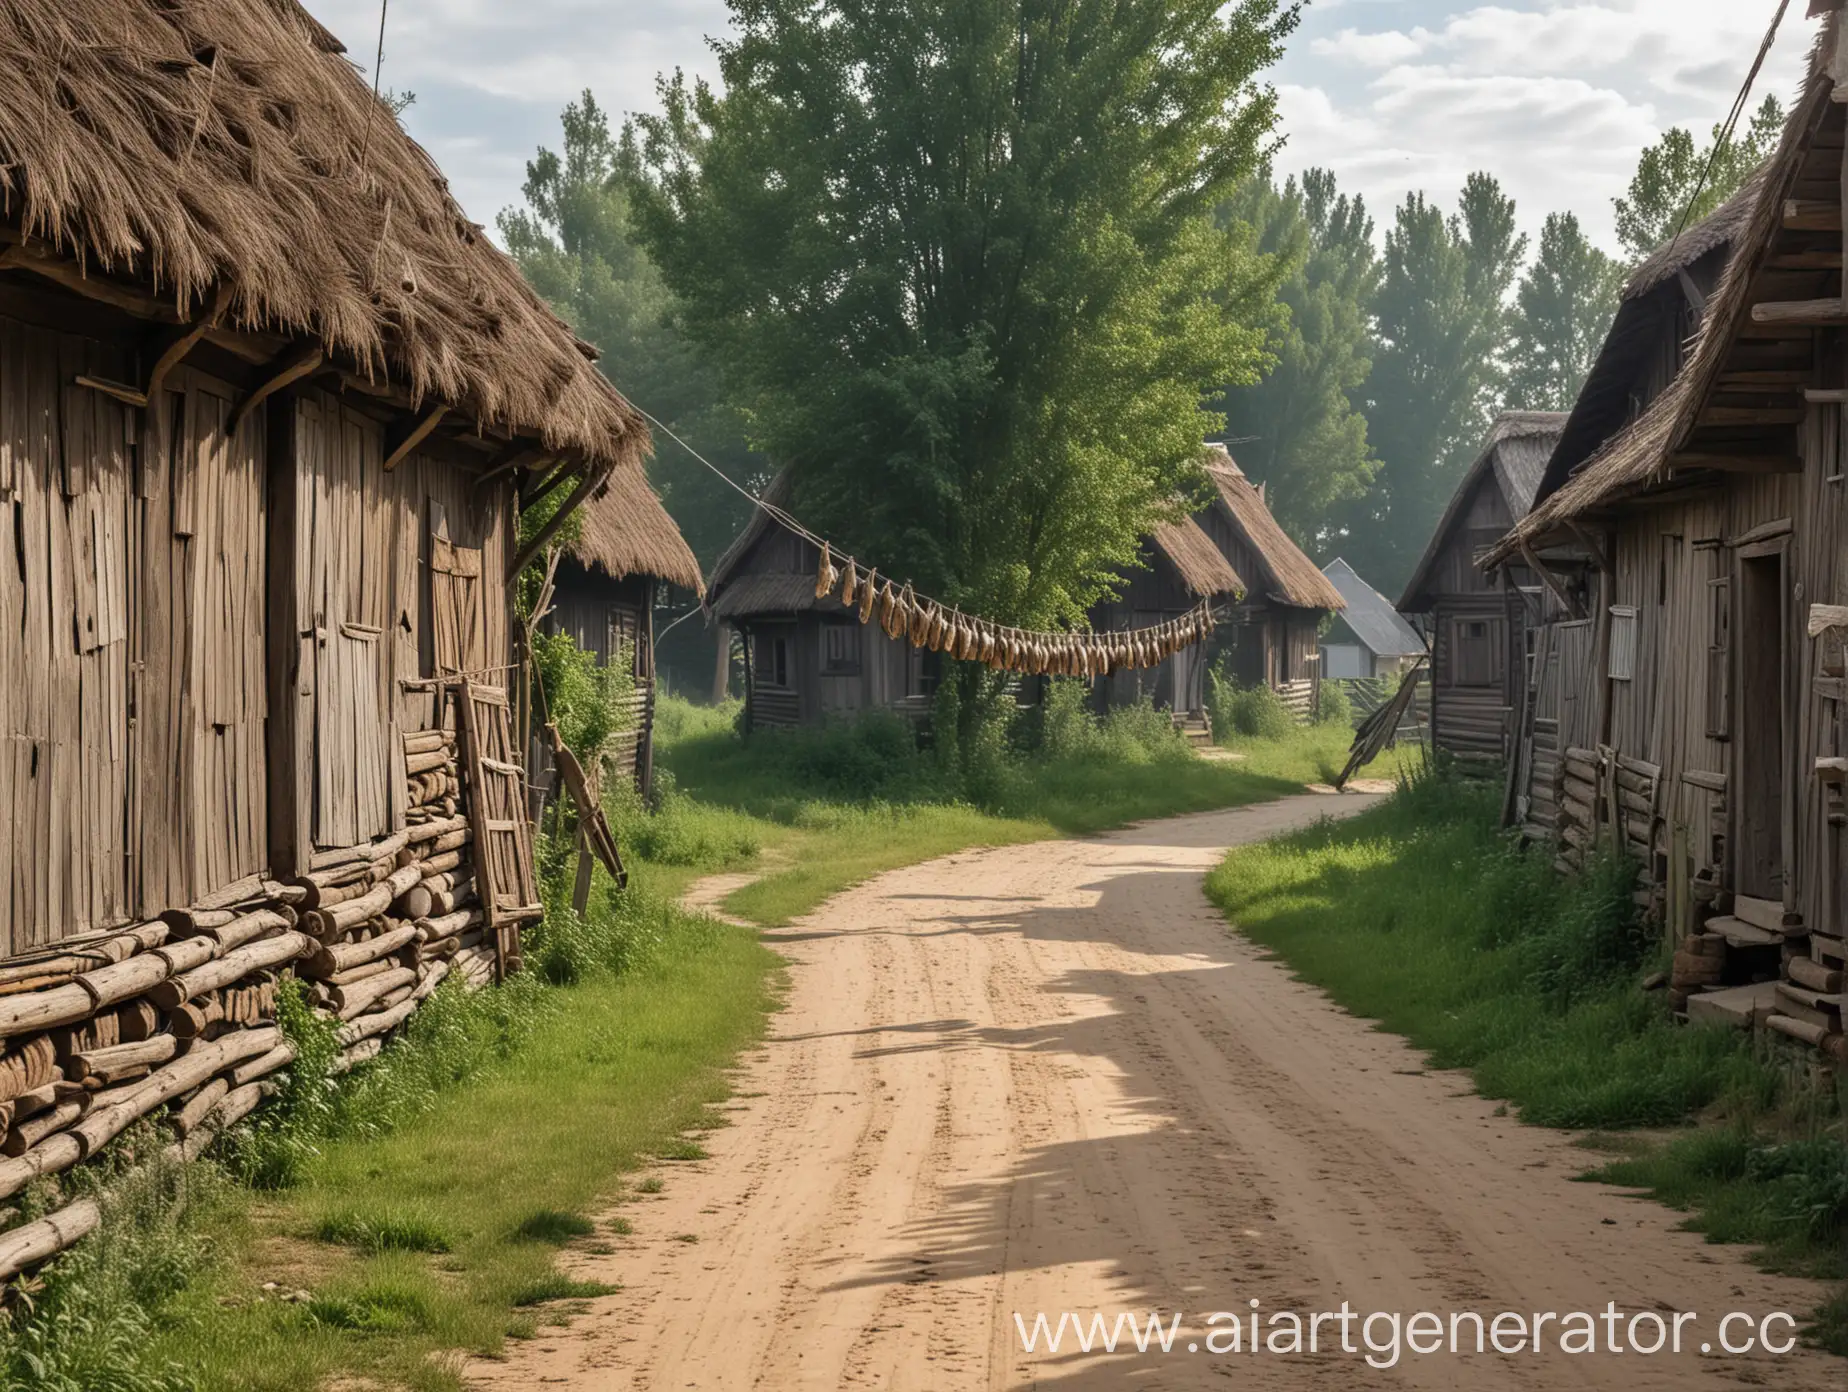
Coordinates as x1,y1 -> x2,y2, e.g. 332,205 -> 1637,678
469,791 -> 1839,1391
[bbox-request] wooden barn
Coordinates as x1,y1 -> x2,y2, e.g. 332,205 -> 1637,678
538,470 -> 704,796
1087,516 -> 1244,734
706,470 -> 939,732
1319,558 -> 1424,680
1196,445 -> 1345,721
1400,411 -> 1566,762
1489,16 -> 1848,1065
0,0 -> 660,1236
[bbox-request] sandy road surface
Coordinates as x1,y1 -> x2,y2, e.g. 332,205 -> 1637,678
471,792 -> 1838,1391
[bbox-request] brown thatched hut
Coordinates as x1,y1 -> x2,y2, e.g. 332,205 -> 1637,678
1400,411 -> 1566,762
542,472 -> 704,796
1487,14 -> 1848,1063
0,0 -> 672,1223
1195,446 -> 1344,720
1087,517 -> 1244,738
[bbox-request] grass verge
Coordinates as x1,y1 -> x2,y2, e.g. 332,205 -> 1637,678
2,898 -> 777,1392
1204,767 -> 1847,1352
637,691 -> 1413,925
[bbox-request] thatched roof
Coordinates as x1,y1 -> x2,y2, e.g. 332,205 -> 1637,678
704,470 -> 802,620
0,0 -> 646,472
1530,177 -> 1763,511
1488,19 -> 1837,565
1200,447 -> 1344,611
1148,517 -> 1244,599
569,469 -> 705,594
1403,411 -> 1565,608
1323,559 -> 1424,659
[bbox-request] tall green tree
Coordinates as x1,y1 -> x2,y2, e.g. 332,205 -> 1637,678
1342,173 -> 1527,591
1216,167 -> 1379,551
1613,95 -> 1783,261
498,94 -> 760,569
1504,211 -> 1625,411
625,0 -> 1299,633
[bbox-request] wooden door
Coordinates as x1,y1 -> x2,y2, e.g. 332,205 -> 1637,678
299,395 -> 392,851
1735,547 -> 1787,900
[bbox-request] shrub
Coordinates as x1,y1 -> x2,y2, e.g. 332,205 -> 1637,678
1315,680 -> 1353,728
313,1207 -> 453,1254
1207,669 -> 1296,742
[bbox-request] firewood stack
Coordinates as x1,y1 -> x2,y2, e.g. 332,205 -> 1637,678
0,711 -> 516,1282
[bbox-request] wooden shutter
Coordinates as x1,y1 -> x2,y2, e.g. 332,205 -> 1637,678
1706,576 -> 1731,740
429,502 -> 486,677
1608,606 -> 1637,681
459,681 -> 540,977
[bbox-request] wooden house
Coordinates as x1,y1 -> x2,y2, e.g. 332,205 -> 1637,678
1488,15 -> 1848,1065
1319,558 -> 1424,679
540,471 -> 704,796
1087,517 -> 1245,732
1494,189 -> 1756,834
706,471 -> 938,731
0,0 -> 661,1222
1196,446 -> 1345,720
1399,412 -> 1566,761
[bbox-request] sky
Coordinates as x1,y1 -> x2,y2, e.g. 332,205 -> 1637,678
303,0 -> 1815,251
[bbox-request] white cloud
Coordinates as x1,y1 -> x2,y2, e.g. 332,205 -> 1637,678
302,0 -> 1819,251
1273,0 -> 1815,247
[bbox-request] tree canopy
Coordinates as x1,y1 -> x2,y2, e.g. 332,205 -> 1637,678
1612,95 -> 1783,262
1504,212 -> 1625,412
1336,174 -> 1526,590
625,0 -> 1300,628
1216,168 -> 1379,550
498,93 -> 760,569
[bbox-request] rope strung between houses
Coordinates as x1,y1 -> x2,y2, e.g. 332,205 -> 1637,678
626,401 -> 1223,677
1664,0 -> 1792,256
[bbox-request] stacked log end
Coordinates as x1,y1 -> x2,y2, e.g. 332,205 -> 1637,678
0,713 -> 518,1282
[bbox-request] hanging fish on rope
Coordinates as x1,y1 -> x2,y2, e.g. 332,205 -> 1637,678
838,558 -> 859,610
858,568 -> 879,624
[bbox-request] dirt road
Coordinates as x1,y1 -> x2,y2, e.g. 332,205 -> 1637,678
471,793 -> 1838,1390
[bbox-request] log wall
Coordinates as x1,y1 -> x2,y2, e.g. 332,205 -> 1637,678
0,698 -> 513,1252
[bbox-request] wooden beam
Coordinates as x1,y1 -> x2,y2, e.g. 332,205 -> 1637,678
1564,520 -> 1612,578
74,375 -> 148,408
1784,199 -> 1842,231
1807,387 -> 1848,404
1668,451 -> 1804,473
1677,267 -> 1707,315
1752,297 -> 1848,327
1719,369 -> 1814,386
382,405 -> 449,472
144,282 -> 234,401
1517,535 -> 1582,620
473,442 -> 543,493
507,462 -> 603,582
1766,250 -> 1844,271
520,457 -> 574,508
229,342 -> 323,436
0,238 -> 184,323
1696,405 -> 1806,426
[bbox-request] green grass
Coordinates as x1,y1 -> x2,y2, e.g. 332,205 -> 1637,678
1204,768 -> 1846,1347
1,901 -> 779,1392
641,692 -> 1414,925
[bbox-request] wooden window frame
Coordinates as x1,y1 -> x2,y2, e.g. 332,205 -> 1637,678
822,620 -> 861,675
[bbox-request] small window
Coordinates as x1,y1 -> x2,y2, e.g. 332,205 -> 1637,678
1608,606 -> 1637,681
823,622 -> 860,674
1451,617 -> 1502,688
754,630 -> 792,688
